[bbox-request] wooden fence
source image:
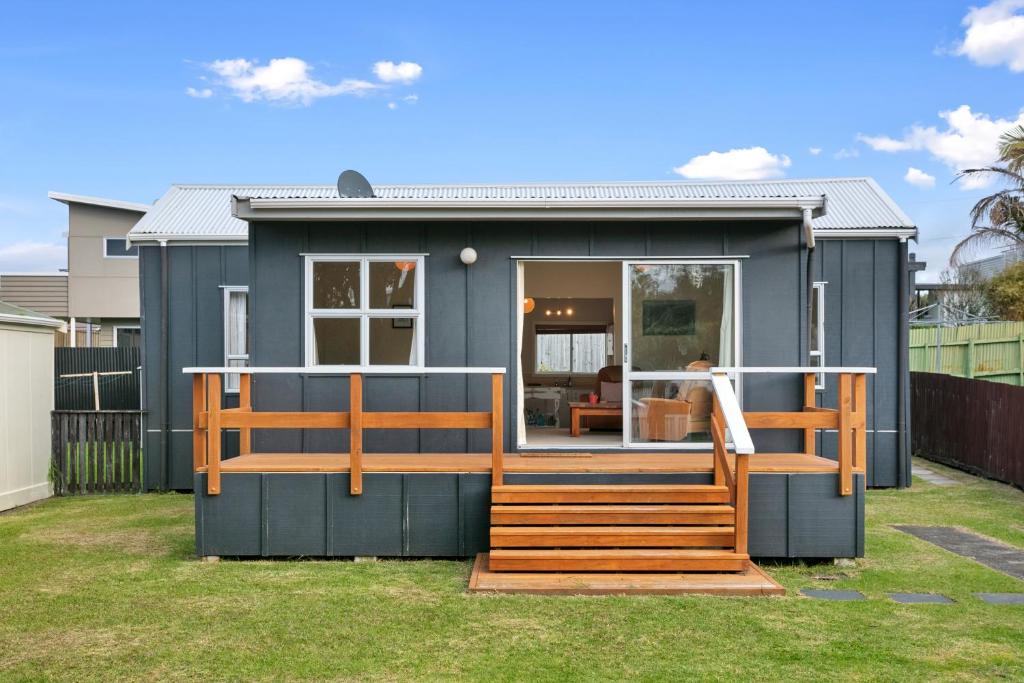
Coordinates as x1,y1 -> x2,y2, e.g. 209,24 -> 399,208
911,372 -> 1024,489
51,411 -> 143,494
55,347 -> 141,410
909,321 -> 1024,385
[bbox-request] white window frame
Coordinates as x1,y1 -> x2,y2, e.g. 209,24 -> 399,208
303,255 -> 425,368
103,237 -> 139,259
533,326 -> 608,376
223,286 -> 249,393
111,325 -> 141,348
810,282 -> 826,391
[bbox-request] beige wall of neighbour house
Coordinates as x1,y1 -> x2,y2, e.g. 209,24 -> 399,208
0,275 -> 68,317
0,320 -> 55,510
67,203 -> 144,319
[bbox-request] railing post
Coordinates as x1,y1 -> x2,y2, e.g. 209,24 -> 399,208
837,373 -> 853,496
239,373 -> 252,456
734,453 -> 749,556
350,373 -> 363,496
192,373 -> 207,470
711,394 -> 724,487
206,373 -> 222,495
853,373 -> 867,476
803,372 -> 816,455
491,373 -> 504,487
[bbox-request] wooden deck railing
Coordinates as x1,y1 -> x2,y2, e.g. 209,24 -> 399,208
712,367 -> 873,496
186,367 -> 506,496
708,372 -> 754,555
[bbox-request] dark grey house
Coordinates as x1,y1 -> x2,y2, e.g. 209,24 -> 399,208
128,178 -> 916,583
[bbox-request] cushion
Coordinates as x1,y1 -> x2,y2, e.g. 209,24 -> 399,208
600,381 -> 623,402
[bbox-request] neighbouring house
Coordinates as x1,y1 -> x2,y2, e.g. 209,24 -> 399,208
127,177 -> 916,588
0,193 -> 150,347
0,301 -> 62,511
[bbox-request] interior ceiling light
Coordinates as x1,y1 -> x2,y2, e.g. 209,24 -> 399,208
523,297 -> 536,314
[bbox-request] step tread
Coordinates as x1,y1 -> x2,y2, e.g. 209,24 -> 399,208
490,526 -> 737,548
491,504 -> 735,513
492,484 -> 730,492
491,484 -> 732,503
491,525 -> 735,535
490,549 -> 748,559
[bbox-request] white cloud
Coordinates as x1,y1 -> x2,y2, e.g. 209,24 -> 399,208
904,167 -> 937,188
956,0 -> 1024,72
373,61 -> 423,84
185,87 -> 213,98
834,147 -> 860,159
205,57 -> 380,105
387,102 -> 398,110
672,146 -> 791,180
403,94 -> 419,103
0,241 -> 66,272
808,147 -> 822,156
858,105 -> 1024,189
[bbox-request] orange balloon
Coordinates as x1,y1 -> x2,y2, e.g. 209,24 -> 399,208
523,297 -> 536,314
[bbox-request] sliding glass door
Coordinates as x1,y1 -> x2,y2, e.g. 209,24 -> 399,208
622,261 -> 740,449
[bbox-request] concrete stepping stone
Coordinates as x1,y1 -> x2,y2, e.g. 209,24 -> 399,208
894,526 -> 1024,581
974,593 -> 1024,605
800,589 -> 865,601
912,464 -> 959,486
888,592 -> 954,604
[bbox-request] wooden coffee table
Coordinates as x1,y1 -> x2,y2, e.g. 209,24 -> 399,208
568,401 -> 623,437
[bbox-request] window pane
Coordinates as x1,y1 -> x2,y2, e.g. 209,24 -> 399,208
226,358 -> 247,392
571,333 -> 606,373
313,261 -> 360,309
369,317 -> 417,365
105,238 -> 138,257
630,378 -> 713,444
810,286 -> 821,352
630,264 -> 734,371
115,328 -> 140,347
536,334 -> 570,373
369,260 -> 416,310
313,317 -> 360,364
227,291 -> 247,355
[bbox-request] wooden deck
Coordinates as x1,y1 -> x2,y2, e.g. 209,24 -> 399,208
468,553 -> 786,596
199,452 -> 842,474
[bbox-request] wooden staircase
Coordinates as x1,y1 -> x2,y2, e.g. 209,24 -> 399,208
469,482 -> 784,596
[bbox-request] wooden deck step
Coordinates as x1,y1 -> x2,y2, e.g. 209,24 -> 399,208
490,526 -> 736,548
469,554 -> 785,596
488,548 -> 749,572
491,484 -> 731,504
491,504 -> 736,526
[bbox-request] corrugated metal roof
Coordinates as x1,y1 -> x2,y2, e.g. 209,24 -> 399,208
128,177 -> 915,241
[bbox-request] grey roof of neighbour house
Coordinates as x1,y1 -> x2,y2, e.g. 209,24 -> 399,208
127,177 -> 916,242
0,300 -> 64,328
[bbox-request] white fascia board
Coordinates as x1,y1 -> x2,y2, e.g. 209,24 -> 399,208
234,195 -> 827,222
126,234 -> 248,246
0,312 -> 64,328
48,192 -> 151,214
814,228 -> 918,239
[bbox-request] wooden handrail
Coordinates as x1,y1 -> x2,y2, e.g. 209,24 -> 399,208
190,369 -> 506,496
709,372 -> 750,559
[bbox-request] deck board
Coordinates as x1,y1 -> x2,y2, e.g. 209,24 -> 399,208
203,452 -> 841,474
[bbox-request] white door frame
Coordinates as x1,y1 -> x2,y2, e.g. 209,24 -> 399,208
621,259 -> 742,450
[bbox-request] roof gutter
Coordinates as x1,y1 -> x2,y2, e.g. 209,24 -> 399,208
232,195 -> 828,222
0,312 -> 64,328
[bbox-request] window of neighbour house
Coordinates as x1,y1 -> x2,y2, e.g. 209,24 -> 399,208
810,282 -> 826,390
535,325 -> 608,375
224,287 -> 249,393
305,256 -> 424,367
113,326 -> 141,347
103,237 -> 139,258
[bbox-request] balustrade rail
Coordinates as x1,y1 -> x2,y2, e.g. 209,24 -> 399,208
184,367 -> 505,496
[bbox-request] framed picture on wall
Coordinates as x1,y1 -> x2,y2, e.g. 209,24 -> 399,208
392,304 -> 413,328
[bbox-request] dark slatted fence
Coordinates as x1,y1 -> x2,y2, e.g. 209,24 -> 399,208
55,347 -> 141,411
911,372 -> 1024,489
51,411 -> 143,494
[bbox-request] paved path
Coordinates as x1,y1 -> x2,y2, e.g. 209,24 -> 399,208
912,463 -> 960,486
894,525 -> 1024,580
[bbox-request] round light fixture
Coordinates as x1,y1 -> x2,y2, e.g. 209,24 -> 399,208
394,260 -> 417,272
545,309 -> 552,316
523,297 -> 536,314
459,247 -> 478,265
566,307 -> 574,316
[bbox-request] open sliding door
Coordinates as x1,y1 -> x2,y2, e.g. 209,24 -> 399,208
622,260 -> 740,449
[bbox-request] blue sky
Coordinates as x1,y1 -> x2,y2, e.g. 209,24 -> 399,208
1,0 -> 1023,280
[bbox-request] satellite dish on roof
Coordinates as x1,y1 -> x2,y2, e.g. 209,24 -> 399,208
337,170 -> 375,198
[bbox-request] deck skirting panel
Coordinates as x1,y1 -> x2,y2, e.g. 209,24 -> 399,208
194,471 -> 864,560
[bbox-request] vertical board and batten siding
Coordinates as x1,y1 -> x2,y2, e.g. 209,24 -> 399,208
813,239 -> 905,488
140,244 -> 247,491
194,471 -> 864,558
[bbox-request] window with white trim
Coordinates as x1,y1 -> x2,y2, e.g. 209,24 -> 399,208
103,237 -> 139,258
224,287 -> 248,392
304,255 -> 424,367
810,282 -> 825,390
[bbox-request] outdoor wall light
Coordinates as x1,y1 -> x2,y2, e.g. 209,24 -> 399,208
460,247 -> 478,265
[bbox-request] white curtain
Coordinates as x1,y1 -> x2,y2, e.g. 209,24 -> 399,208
718,267 -> 734,367
516,261 -> 526,446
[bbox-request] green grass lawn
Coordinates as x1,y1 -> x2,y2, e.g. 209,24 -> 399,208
1,458 -> 1022,682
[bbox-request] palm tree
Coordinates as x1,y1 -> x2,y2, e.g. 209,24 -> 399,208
950,125 -> 1024,265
